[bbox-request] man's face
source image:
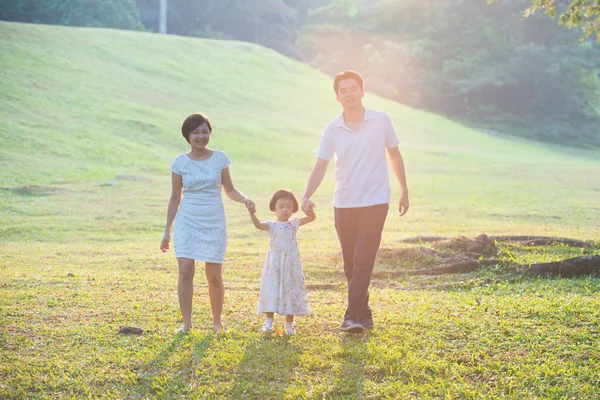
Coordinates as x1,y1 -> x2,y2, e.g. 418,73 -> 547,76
336,78 -> 364,109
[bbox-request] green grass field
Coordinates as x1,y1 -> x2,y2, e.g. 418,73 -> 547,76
1,21 -> 599,398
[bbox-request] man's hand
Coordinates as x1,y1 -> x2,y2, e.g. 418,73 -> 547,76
398,191 -> 409,216
302,196 -> 315,215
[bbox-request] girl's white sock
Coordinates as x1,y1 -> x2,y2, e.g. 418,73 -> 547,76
265,317 -> 274,329
285,322 -> 294,332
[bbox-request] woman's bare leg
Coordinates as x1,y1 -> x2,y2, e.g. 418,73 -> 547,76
177,258 -> 195,332
205,262 -> 224,332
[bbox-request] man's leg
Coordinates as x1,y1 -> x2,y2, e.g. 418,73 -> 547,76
348,204 -> 389,328
334,207 -> 359,321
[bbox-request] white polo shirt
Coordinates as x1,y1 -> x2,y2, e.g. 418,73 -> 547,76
316,108 -> 400,208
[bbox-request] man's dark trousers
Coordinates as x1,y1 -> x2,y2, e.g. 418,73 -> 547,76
334,203 -> 389,323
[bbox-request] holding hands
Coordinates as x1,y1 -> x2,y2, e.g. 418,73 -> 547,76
301,197 -> 315,215
245,198 -> 256,214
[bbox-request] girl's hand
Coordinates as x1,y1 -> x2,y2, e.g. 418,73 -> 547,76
160,233 -> 171,253
245,198 -> 256,214
302,197 -> 315,214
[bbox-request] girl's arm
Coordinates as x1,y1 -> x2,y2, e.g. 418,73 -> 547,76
249,211 -> 269,231
299,210 -> 316,226
160,172 -> 183,252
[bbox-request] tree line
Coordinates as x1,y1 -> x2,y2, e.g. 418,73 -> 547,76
2,0 -> 599,146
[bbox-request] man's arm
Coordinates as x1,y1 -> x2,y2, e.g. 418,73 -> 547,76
302,157 -> 329,213
387,146 -> 409,216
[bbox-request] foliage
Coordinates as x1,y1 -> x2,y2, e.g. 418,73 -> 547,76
298,0 -> 600,147
134,0 -> 331,59
0,0 -> 143,30
491,0 -> 600,41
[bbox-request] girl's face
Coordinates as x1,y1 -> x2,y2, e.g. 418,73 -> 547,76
274,198 -> 294,222
188,122 -> 211,150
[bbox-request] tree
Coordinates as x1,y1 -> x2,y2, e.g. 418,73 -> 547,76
135,0 -> 304,59
0,0 -> 143,31
299,0 -> 600,146
491,0 -> 600,41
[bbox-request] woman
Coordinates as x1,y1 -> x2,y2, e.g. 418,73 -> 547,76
160,112 -> 255,333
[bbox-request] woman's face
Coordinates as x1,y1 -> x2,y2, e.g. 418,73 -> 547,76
188,122 -> 211,149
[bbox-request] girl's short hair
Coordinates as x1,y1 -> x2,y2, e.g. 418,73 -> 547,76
269,189 -> 299,212
181,113 -> 212,143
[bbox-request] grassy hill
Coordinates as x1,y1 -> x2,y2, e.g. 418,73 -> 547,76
1,22 -> 599,398
1,21 -> 599,242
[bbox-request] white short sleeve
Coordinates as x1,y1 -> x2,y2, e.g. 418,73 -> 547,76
220,151 -> 231,170
169,155 -> 184,175
315,126 -> 334,161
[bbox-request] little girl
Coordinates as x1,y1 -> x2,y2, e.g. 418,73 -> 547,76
246,189 -> 316,335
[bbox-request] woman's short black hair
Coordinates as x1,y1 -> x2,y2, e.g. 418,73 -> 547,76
269,189 -> 299,213
181,113 -> 212,143
333,70 -> 364,94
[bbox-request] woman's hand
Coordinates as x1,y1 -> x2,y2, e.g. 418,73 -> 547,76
160,233 -> 171,253
245,198 -> 256,214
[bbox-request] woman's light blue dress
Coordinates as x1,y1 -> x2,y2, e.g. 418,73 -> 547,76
170,151 -> 230,263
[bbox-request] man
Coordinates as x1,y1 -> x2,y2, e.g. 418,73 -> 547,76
302,70 -> 409,334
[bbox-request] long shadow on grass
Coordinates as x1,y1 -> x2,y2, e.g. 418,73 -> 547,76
227,335 -> 300,398
327,334 -> 371,399
134,333 -> 214,397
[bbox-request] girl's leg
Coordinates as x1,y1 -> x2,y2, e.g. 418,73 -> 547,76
285,315 -> 295,335
178,258 -> 196,332
262,312 -> 275,333
205,262 -> 224,332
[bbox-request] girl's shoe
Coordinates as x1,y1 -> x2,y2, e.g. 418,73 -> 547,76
261,325 -> 273,334
284,326 -> 296,336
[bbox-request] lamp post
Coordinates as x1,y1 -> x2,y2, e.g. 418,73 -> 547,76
159,0 -> 167,33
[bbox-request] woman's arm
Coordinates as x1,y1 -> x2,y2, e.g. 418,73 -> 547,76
160,172 -> 183,252
222,167 -> 246,203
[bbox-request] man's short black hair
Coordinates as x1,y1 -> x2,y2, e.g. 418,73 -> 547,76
333,70 -> 364,94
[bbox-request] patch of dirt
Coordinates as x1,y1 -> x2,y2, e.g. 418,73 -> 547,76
7,185 -> 70,196
432,234 -> 497,257
383,234 -> 598,278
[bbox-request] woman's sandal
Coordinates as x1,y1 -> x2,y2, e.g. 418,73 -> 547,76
177,325 -> 190,334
